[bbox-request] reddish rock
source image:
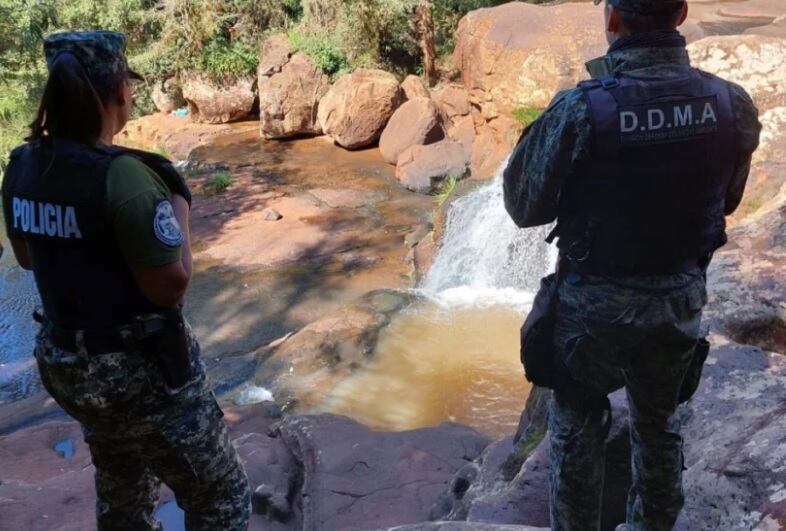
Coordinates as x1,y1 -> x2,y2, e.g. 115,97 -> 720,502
746,15 -> 786,38
181,72 -> 256,124
401,75 -> 431,100
318,69 -> 404,149
258,34 -> 292,77
453,3 -> 606,116
433,83 -> 472,122
258,52 -> 330,139
380,97 -> 445,165
151,78 -> 184,114
396,140 -> 470,194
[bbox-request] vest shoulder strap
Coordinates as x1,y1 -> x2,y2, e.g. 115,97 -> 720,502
104,146 -> 192,206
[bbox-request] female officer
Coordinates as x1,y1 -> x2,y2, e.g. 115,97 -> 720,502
1,32 -> 250,530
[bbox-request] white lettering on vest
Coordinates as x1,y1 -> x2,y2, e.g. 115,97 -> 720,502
701,102 -> 717,124
674,105 -> 693,127
648,109 -> 665,130
10,197 -> 83,240
63,206 -> 82,239
20,200 -> 30,232
44,203 -> 57,236
620,111 -> 639,133
12,197 -> 22,229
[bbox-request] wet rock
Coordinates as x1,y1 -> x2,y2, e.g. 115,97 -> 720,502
258,34 -> 292,77
401,75 -> 431,100
405,224 -> 433,248
318,69 -> 404,150
688,35 -> 786,112
380,98 -> 445,165
470,124 -> 513,180
258,52 -> 330,139
269,414 -> 492,530
309,188 -> 385,209
453,3 -> 606,116
252,290 -> 418,408
181,72 -> 256,124
263,208 -> 283,221
151,77 -> 185,114
434,391 -> 630,530
396,140 -> 470,194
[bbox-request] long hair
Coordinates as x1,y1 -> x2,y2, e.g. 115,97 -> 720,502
27,51 -> 120,144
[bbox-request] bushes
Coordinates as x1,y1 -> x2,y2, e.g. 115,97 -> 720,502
287,28 -> 349,76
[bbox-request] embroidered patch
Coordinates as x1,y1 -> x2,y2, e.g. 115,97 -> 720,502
153,200 -> 184,247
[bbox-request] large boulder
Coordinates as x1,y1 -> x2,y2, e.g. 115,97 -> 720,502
396,140 -> 470,194
379,97 -> 445,164
258,34 -> 292,77
151,77 -> 184,114
453,3 -> 607,116
180,72 -> 256,124
432,83 -> 472,124
318,69 -> 404,149
258,52 -> 331,139
687,35 -> 786,112
401,75 -> 431,100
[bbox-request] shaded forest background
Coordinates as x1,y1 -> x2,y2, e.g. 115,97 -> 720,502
0,0 -> 555,170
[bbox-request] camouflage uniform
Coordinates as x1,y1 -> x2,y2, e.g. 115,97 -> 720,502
503,32 -> 761,531
16,32 -> 251,531
35,324 -> 251,531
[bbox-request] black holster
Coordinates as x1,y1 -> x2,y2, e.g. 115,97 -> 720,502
520,272 -> 567,390
678,338 -> 710,404
148,309 -> 193,390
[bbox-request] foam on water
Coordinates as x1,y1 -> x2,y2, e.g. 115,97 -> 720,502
421,160 -> 556,307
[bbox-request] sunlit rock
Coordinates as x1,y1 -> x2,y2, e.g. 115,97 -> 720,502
317,69 -> 404,149
180,72 -> 256,124
380,97 -> 445,165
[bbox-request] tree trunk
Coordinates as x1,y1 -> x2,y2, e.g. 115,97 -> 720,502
414,0 -> 437,87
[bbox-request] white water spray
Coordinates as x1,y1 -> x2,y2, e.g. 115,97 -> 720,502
421,161 -> 556,309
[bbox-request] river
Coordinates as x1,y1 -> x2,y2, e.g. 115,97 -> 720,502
0,205 -> 41,404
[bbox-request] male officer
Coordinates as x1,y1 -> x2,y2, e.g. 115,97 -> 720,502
503,1 -> 761,530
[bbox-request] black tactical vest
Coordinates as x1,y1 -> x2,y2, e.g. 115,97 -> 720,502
556,66 -> 738,275
2,139 -> 170,330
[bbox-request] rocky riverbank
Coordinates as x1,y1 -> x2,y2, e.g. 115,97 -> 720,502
2,1 -> 786,530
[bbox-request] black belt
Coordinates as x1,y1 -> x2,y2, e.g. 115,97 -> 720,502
565,256 -> 705,277
34,311 -> 169,356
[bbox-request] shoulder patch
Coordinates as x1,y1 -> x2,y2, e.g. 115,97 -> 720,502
153,199 -> 184,247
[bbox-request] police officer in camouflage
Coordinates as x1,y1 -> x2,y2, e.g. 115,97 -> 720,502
1,32 -> 250,530
503,1 -> 761,530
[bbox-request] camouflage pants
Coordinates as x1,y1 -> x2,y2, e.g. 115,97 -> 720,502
34,328 -> 251,531
548,272 -> 706,531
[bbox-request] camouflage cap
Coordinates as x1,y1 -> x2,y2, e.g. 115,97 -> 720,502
43,31 -> 143,85
592,0 -> 686,15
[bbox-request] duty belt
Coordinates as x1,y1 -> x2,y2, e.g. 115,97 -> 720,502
34,311 -> 169,356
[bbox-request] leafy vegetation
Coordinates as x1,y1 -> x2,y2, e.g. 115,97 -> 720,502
513,107 -> 544,127
0,0 -> 540,176
434,174 -> 460,206
208,171 -> 232,194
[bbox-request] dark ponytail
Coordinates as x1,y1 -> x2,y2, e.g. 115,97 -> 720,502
27,51 -> 118,144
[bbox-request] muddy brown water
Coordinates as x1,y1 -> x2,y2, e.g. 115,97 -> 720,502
319,301 -> 530,438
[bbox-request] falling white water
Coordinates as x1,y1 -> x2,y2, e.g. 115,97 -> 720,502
421,162 -> 556,310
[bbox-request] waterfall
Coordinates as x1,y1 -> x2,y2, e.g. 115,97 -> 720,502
421,162 -> 556,309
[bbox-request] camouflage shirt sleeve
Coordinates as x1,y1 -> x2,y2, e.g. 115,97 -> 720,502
725,82 -> 762,216
503,89 -> 592,228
